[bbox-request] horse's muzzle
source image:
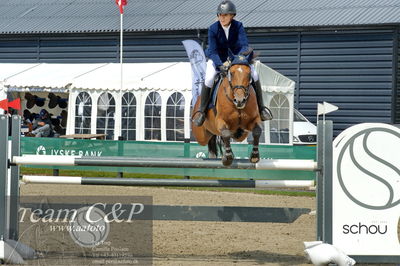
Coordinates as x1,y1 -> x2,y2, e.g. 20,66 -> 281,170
232,85 -> 249,110
234,100 -> 246,109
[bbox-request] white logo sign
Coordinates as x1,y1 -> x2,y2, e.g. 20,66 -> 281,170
195,152 -> 206,158
35,146 -> 103,157
36,145 -> 46,155
336,126 -> 400,210
332,123 -> 400,256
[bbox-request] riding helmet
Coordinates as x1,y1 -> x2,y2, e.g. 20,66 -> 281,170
217,0 -> 236,15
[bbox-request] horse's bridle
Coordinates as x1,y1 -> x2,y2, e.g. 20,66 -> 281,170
223,66 -> 251,106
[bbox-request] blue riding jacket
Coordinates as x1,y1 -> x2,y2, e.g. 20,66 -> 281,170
205,19 -> 249,68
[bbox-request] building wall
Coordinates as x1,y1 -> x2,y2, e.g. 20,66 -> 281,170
396,28 -> 400,124
298,30 -> 395,132
248,29 -> 398,134
1,27 -> 399,134
0,31 -> 197,63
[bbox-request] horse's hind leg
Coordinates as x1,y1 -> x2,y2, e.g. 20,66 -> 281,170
207,135 -> 218,158
250,123 -> 262,163
221,129 -> 234,166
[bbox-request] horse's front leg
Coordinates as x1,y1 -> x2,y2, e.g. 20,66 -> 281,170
250,123 -> 262,163
221,129 -> 234,166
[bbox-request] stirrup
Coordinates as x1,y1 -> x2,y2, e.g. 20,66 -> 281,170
192,111 -> 206,126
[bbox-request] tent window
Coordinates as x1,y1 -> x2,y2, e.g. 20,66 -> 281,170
166,92 -> 185,141
75,92 -> 92,134
144,92 -> 161,140
121,92 -> 136,140
269,94 -> 289,144
96,92 -> 115,140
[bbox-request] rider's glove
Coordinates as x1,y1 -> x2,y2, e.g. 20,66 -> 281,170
218,64 -> 229,75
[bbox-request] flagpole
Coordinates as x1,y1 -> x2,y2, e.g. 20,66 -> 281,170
115,0 -> 126,140
120,12 -> 123,92
118,11 -> 123,139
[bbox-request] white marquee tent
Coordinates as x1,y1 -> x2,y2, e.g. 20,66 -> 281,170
0,61 -> 294,143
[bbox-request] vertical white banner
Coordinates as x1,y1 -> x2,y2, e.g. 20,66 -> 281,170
332,123 -> 400,257
0,83 -> 6,102
182,40 -> 206,106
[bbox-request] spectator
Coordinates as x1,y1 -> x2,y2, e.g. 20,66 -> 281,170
30,109 -> 54,137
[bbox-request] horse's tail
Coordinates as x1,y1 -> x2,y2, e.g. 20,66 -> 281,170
207,135 -> 223,158
216,136 -> 223,156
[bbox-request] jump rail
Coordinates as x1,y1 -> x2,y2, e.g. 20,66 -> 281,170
21,175 -> 315,188
13,155 -> 318,171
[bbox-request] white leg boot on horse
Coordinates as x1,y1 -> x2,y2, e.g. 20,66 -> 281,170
253,80 -> 273,121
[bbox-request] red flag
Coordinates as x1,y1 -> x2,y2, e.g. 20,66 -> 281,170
0,98 -> 21,111
0,99 -> 8,111
8,98 -> 21,110
115,0 -> 127,14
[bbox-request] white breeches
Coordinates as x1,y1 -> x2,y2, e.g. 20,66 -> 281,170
204,59 -> 259,88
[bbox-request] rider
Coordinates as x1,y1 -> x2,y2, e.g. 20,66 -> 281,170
193,0 -> 272,127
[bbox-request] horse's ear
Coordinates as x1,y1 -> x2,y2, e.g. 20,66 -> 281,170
245,50 -> 254,63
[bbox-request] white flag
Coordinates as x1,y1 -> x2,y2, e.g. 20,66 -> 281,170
182,40 -> 206,106
317,101 -> 339,116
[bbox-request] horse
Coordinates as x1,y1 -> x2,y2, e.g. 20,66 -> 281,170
192,53 -> 263,166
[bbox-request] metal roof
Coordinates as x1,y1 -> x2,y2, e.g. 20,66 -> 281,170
0,0 -> 399,34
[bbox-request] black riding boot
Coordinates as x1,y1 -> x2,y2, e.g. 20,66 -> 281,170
193,84 -> 212,126
253,80 -> 273,121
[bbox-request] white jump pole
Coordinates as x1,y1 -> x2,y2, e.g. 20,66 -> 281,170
14,155 -> 77,166
13,155 -> 318,171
